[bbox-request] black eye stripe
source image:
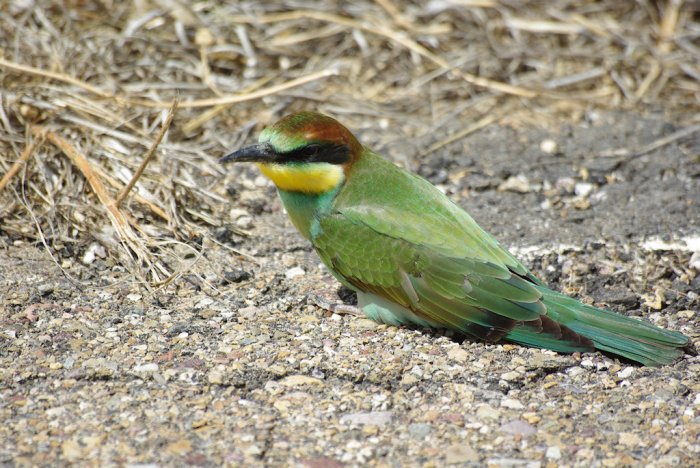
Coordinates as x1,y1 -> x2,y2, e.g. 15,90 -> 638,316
291,143 -> 322,159
277,143 -> 350,164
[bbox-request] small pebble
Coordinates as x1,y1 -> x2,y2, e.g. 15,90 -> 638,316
236,216 -> 254,229
500,420 -> 536,437
134,363 -> 159,373
689,252 -> 700,271
501,398 -> 524,410
238,306 -> 259,319
618,432 -> 641,447
285,266 -> 305,279
408,423 -> 432,439
229,208 -> 250,220
539,138 -> 558,154
546,446 -> 562,460
195,297 -> 214,308
555,177 -> 576,193
208,368 -> 225,385
445,444 -> 479,464
447,347 -> 469,363
476,404 -> 501,420
223,269 -> 252,284
82,243 -> 107,265
279,375 -> 324,387
340,411 -> 393,426
574,182 -> 595,197
617,367 -> 634,379
498,174 -> 531,193
501,371 -> 521,381
254,175 -> 269,187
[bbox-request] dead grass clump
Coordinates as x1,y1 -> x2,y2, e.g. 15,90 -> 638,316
1,1 -> 698,289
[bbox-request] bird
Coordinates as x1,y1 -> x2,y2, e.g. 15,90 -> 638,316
220,111 -> 691,366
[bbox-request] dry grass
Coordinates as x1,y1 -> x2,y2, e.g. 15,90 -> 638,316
1,0 -> 699,287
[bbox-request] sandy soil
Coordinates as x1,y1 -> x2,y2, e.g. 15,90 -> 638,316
2,110 -> 699,466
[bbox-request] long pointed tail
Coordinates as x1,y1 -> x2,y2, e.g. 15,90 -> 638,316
539,288 -> 690,366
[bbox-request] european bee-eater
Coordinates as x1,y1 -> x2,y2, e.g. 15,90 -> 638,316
221,111 -> 690,366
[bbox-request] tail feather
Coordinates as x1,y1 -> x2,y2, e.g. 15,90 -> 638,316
506,315 -> 594,353
570,323 -> 685,366
506,328 -> 593,353
538,287 -> 689,366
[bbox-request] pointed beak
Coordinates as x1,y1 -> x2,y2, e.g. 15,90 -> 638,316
220,143 -> 276,164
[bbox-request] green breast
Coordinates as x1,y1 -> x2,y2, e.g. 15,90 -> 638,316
277,187 -> 340,240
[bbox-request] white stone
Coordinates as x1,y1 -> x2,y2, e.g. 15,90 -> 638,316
546,446 -> 562,460
476,404 -> 500,420
447,347 -> 469,363
238,306 -> 259,319
501,398 -> 524,409
82,242 -> 106,264
340,411 -> 393,426
285,267 -> 306,279
617,366 -> 634,379
445,444 -> 479,464
254,175 -> 269,187
580,358 -> 595,368
279,375 -> 323,387
228,208 -> 249,219
555,177 -> 576,192
498,174 -> 531,193
236,216 -> 254,229
690,252 -> 700,271
134,363 -> 159,372
540,139 -> 558,154
501,371 -> 521,381
574,182 -> 595,197
195,297 -> 214,308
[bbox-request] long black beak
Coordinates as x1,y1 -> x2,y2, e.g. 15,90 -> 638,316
220,143 -> 276,164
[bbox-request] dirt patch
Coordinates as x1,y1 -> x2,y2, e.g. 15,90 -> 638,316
1,1 -> 700,466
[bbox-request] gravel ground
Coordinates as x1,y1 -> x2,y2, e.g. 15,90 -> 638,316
1,111 -> 699,466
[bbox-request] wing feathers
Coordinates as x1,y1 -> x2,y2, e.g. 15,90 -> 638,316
314,211 -> 589,351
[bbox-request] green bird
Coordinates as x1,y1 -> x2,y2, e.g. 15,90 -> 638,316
221,111 -> 690,366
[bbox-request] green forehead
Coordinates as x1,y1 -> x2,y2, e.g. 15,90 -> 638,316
259,125 -> 307,152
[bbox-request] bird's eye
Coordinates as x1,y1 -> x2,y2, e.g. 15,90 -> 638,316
302,144 -> 322,158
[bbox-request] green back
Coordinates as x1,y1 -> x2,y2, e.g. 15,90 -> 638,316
331,150 -> 533,278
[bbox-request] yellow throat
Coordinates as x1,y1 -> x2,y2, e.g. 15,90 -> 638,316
257,162 -> 344,194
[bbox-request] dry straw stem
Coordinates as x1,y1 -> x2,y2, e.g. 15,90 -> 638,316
420,105 -> 503,157
128,69 -> 338,108
658,0 -> 682,53
0,57 -> 114,99
116,98 -> 178,206
373,0 -> 452,34
599,123 -> 700,160
0,136 -> 43,192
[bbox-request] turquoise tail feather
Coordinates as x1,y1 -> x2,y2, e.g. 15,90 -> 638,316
536,287 -> 689,366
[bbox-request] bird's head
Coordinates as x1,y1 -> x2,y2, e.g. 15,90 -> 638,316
220,111 -> 362,194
